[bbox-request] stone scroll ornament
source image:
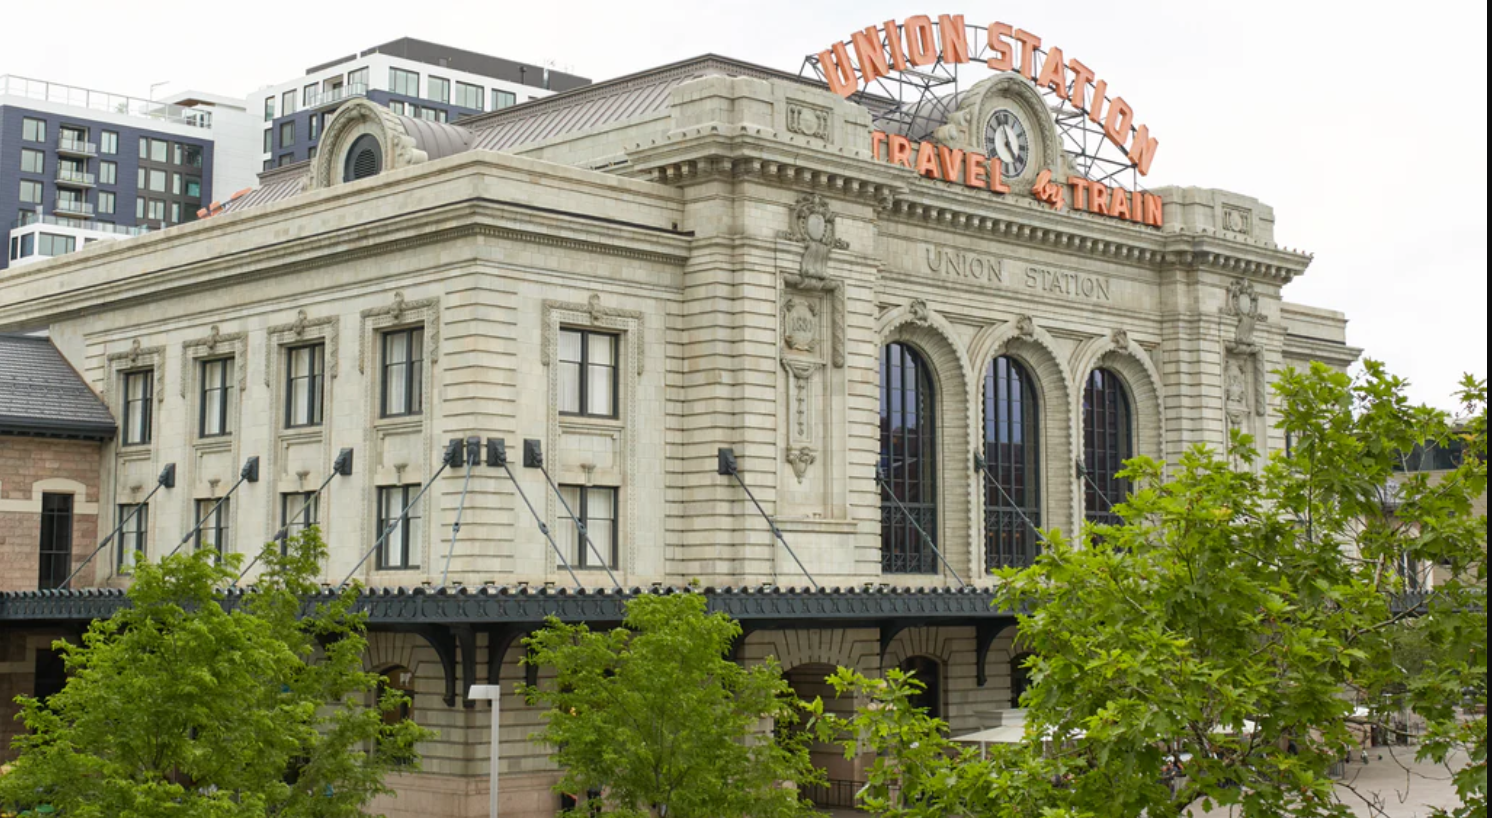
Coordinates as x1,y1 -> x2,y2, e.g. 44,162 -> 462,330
779,194 -> 850,281
1223,279 -> 1269,417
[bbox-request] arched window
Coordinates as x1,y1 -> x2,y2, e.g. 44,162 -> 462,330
343,134 -> 383,183
984,356 -> 1040,570
377,665 -> 415,725
880,343 -> 937,574
1083,368 -> 1133,526
900,655 -> 943,719
1010,652 -> 1035,708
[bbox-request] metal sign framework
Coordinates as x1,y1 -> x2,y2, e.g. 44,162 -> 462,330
802,21 -> 1149,192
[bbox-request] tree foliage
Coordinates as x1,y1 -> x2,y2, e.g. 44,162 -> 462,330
810,363 -> 1486,818
0,528 -> 433,817
522,591 -> 820,818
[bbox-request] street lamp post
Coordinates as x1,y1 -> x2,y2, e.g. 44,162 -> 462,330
467,684 -> 501,817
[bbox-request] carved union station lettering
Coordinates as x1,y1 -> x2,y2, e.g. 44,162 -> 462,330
924,246 -> 1005,284
1024,266 -> 1112,302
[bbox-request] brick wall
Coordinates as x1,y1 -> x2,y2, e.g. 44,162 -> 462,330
0,436 -> 105,592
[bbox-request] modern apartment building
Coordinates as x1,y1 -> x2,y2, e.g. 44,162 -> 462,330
255,37 -> 590,170
0,76 -> 258,269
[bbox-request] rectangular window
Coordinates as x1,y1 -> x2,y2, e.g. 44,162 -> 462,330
559,485 -> 618,569
280,120 -> 295,148
136,197 -> 145,219
194,498 -> 231,556
303,83 -> 318,107
98,191 -> 116,215
285,344 -> 325,427
37,233 -> 76,257
376,485 -> 422,569
181,144 -> 203,168
492,89 -> 516,110
309,113 -> 321,142
122,370 -> 153,445
150,139 -> 167,163
281,491 -> 320,547
137,167 -> 146,188
264,96 -> 276,121
380,328 -> 424,418
388,100 -> 407,116
348,67 -> 369,89
22,117 -> 46,142
184,175 -> 202,198
199,357 -> 234,437
172,172 -> 182,195
117,503 -> 148,570
455,81 -> 483,110
426,75 -> 450,103
139,136 -> 149,159
281,89 -> 297,116
419,107 -> 437,122
147,199 -> 165,221
20,148 -> 44,174
171,202 -> 181,224
101,130 -> 118,155
390,67 -> 419,97
277,153 -> 295,167
148,169 -> 166,192
100,161 -> 117,185
19,180 -> 42,204
264,129 -> 272,153
38,493 -> 74,590
558,329 -> 618,418
11,232 -> 35,260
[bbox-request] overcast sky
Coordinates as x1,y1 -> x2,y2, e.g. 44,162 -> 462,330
7,0 -> 1485,409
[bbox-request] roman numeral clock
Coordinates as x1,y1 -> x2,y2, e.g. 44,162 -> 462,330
985,108 -> 1031,179
932,73 -> 1063,188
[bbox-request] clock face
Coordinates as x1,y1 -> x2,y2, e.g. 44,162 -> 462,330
984,108 -> 1030,178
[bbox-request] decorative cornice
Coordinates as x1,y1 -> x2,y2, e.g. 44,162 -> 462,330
541,295 -> 647,375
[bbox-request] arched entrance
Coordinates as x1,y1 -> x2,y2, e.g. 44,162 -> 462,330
782,663 -> 862,811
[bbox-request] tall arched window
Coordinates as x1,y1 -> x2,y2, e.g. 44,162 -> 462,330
984,356 -> 1041,570
880,342 -> 938,574
899,656 -> 943,719
1083,368 -> 1133,526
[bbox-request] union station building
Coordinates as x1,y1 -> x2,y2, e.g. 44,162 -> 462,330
0,35 -> 1360,816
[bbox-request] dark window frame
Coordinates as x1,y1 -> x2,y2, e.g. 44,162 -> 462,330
117,503 -> 149,569
280,491 -> 320,552
376,485 -> 422,570
1082,368 -> 1134,527
560,484 -> 619,569
194,498 -> 231,556
983,356 -> 1042,571
557,328 -> 620,420
880,342 -> 939,575
38,493 -> 74,590
284,343 -> 325,428
122,369 -> 153,446
198,357 -> 234,438
899,655 -> 943,719
380,328 -> 424,418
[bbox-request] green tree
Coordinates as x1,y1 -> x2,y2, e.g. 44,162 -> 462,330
0,528 -> 433,817
810,363 -> 1486,818
522,591 -> 820,818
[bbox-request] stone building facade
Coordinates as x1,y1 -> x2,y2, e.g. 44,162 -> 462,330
0,55 -> 1360,816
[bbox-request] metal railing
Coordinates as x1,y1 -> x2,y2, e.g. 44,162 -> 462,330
1,75 -> 212,128
801,778 -> 864,809
55,169 -> 96,186
11,213 -> 149,236
305,82 -> 368,109
56,136 -> 97,155
51,199 -> 94,217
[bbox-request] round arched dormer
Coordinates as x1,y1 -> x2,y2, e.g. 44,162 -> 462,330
343,134 -> 384,183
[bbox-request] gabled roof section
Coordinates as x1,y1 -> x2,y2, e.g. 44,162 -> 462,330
0,335 -> 115,440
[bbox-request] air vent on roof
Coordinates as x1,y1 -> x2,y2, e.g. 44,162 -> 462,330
342,134 -> 383,183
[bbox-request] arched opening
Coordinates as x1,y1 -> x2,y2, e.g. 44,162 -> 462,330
1082,368 -> 1133,527
1010,652 -> 1035,709
377,665 -> 415,724
984,356 -> 1041,570
880,342 -> 938,575
783,663 -> 860,809
343,134 -> 383,183
899,655 -> 943,721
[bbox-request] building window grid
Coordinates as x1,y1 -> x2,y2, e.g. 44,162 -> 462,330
101,131 -> 118,155
285,344 -> 325,428
1082,369 -> 1133,527
122,370 -> 153,445
117,503 -> 148,570
559,485 -> 618,569
380,329 -> 424,418
22,118 -> 47,142
879,342 -> 938,575
427,76 -> 450,104
20,148 -> 44,174
199,357 -> 234,437
280,491 -> 320,551
194,498 -> 231,556
983,357 -> 1041,571
376,485 -> 422,570
557,329 -> 618,418
37,493 -> 74,590
390,68 -> 420,97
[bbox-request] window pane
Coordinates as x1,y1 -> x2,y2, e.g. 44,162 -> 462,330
588,333 -> 615,367
558,362 -> 582,413
559,485 -> 581,563
587,364 -> 613,416
558,330 -> 583,363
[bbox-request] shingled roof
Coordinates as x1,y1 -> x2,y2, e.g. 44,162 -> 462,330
0,334 -> 115,439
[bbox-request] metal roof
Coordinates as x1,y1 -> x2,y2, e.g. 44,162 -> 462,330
0,334 -> 115,439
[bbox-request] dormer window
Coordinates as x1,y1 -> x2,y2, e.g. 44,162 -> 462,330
343,134 -> 382,183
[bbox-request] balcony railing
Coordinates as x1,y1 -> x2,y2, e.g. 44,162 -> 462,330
55,169 -> 96,187
306,82 -> 369,110
1,75 -> 213,129
52,199 -> 94,217
12,213 -> 149,237
56,136 -> 97,156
